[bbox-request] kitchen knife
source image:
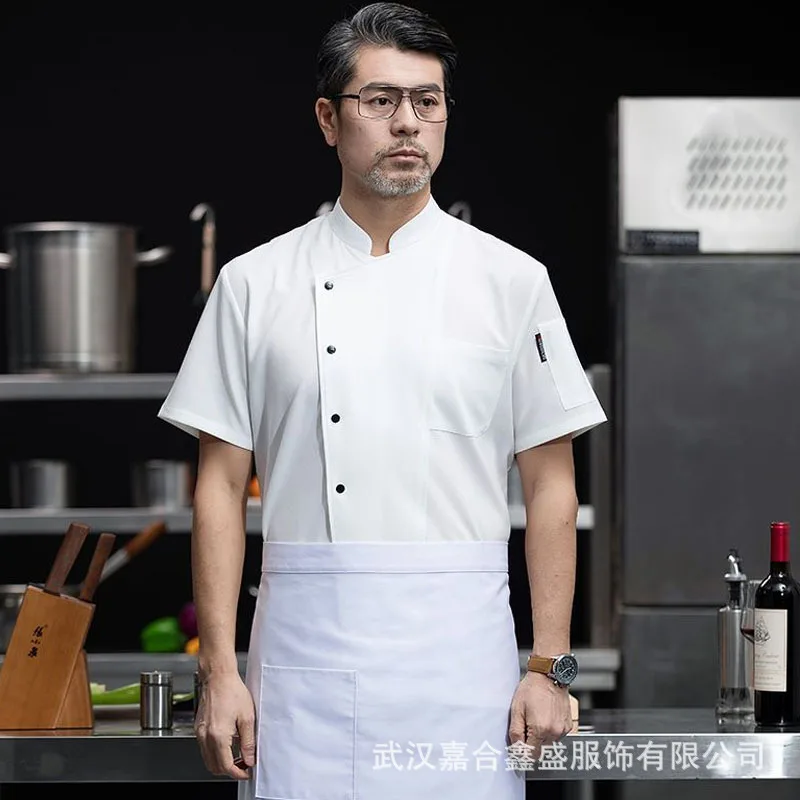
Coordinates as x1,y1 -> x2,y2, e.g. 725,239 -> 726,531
44,522 -> 90,595
99,520 -> 167,582
79,532 -> 116,602
190,203 -> 216,307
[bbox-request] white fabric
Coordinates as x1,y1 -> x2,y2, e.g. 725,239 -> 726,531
160,199 -> 607,798
158,196 -> 607,543
239,540 -> 526,800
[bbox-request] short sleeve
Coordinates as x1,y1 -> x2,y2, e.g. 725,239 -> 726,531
512,269 -> 607,453
157,269 -> 253,451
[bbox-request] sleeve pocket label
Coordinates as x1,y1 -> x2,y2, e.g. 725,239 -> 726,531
538,318 -> 595,411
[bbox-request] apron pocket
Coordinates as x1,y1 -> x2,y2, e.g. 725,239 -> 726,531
538,317 -> 595,410
430,340 -> 510,436
256,664 -> 357,800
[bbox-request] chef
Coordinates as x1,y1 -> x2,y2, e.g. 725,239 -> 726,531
158,3 -> 607,799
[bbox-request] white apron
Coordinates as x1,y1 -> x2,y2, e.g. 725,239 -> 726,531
238,540 -> 526,800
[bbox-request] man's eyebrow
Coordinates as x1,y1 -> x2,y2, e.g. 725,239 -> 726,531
361,81 -> 444,91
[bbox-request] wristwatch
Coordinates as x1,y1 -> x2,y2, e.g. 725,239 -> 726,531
526,653 -> 579,688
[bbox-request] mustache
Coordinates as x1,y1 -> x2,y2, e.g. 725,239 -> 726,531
375,142 -> 429,161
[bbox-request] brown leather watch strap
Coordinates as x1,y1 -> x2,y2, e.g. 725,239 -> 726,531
527,654 -> 555,674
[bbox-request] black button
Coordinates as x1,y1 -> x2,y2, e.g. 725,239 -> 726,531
324,281 -> 334,290
326,345 -> 336,354
335,484 -> 346,493
331,414 -> 341,423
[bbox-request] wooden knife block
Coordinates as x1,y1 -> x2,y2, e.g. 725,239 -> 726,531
0,585 -> 95,730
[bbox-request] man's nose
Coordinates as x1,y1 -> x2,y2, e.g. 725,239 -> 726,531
390,95 -> 421,135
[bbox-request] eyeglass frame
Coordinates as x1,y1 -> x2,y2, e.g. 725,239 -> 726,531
329,84 -> 455,122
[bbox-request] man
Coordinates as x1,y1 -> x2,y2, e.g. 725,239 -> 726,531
158,3 -> 607,798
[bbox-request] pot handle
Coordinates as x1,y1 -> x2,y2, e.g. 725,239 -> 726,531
0,252 -> 10,268
136,246 -> 172,266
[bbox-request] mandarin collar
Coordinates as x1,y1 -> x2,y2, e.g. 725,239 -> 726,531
327,195 -> 441,255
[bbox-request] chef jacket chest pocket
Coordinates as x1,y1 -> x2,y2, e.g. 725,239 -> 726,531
256,664 -> 357,800
429,340 -> 510,437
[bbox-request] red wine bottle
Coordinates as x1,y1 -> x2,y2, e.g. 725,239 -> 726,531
754,521 -> 800,726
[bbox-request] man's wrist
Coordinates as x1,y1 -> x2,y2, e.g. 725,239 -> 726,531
526,670 -> 569,691
198,651 -> 240,680
529,645 -> 571,658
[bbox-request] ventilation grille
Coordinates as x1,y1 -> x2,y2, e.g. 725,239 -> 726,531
684,136 -> 789,211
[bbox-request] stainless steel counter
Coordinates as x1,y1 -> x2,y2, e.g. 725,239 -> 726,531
0,710 -> 217,783
1,709 -> 800,783
529,708 -> 800,780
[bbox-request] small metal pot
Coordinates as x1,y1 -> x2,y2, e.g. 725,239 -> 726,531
10,459 -> 74,509
132,460 -> 194,509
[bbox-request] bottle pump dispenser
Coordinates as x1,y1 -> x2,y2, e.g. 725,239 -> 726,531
716,548 -> 753,719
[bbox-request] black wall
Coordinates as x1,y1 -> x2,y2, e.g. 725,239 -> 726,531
0,7 -> 797,653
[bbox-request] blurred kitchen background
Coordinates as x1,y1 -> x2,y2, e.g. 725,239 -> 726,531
1,7 -> 800,799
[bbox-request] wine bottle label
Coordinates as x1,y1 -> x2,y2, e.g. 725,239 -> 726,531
753,608 -> 788,692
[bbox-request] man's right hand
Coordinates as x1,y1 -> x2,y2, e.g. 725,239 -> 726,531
195,671 -> 257,780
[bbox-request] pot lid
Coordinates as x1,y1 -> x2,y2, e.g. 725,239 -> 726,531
6,222 -> 137,234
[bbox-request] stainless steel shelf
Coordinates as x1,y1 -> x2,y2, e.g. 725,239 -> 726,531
0,503 -> 593,534
0,373 -> 175,400
0,369 -> 597,401
0,505 -> 261,534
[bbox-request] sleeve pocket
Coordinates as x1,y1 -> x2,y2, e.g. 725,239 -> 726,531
538,318 -> 595,411
256,664 -> 357,800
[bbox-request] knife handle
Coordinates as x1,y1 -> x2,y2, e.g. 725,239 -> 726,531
45,522 -> 90,595
79,532 -> 116,602
201,220 -> 216,294
124,520 -> 167,558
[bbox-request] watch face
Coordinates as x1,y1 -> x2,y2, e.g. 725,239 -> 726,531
553,655 -> 578,685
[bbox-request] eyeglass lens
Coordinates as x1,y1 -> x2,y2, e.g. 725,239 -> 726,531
358,87 -> 447,121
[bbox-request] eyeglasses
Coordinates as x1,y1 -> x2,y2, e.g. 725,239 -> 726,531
331,85 -> 454,122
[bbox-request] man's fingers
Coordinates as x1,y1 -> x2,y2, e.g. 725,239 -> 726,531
525,725 -> 545,749
526,720 -> 571,749
207,729 -> 249,779
195,723 -> 222,775
211,730 -> 235,775
524,731 -> 543,761
237,714 -> 257,767
508,706 -> 527,744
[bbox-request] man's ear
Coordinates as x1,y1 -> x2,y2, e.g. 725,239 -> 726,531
315,98 -> 338,147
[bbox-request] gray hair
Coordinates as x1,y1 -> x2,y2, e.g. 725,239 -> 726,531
316,2 -> 458,101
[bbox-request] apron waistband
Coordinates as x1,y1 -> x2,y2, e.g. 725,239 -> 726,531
261,541 -> 508,573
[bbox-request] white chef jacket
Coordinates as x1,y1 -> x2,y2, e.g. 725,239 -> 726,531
158,196 -> 607,543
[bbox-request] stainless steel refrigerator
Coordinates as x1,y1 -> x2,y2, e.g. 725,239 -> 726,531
612,96 -> 800,800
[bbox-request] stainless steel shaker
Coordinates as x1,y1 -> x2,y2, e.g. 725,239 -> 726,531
716,549 -> 754,719
140,670 -> 174,730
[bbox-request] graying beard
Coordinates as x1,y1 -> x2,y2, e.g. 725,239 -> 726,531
362,163 -> 432,197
